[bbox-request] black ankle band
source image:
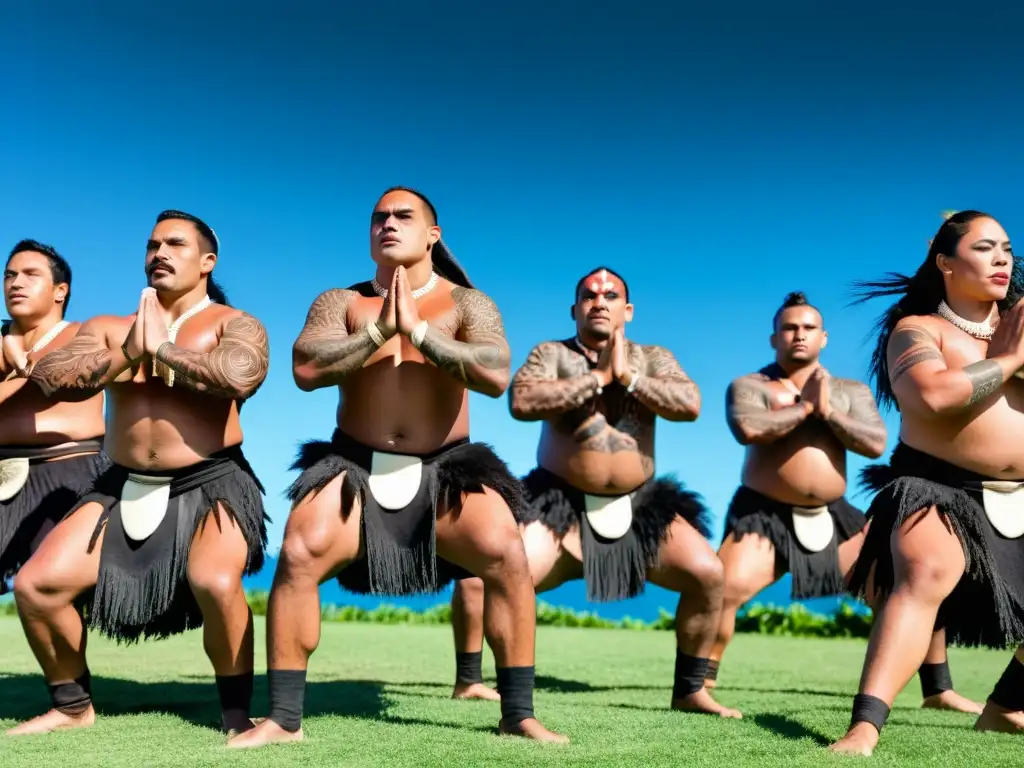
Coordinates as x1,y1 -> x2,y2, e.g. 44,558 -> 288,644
989,657 -> 1024,711
705,659 -> 720,683
496,666 -> 535,726
267,669 -> 306,732
48,669 -> 92,715
216,672 -> 254,728
456,651 -> 484,685
919,661 -> 953,698
851,693 -> 890,732
672,651 -> 710,699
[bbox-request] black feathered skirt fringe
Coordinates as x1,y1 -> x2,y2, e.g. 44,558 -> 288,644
850,442 -> 1024,649
517,467 -> 713,602
0,441 -> 109,593
723,486 -> 867,600
69,445 -> 268,643
286,429 -> 524,596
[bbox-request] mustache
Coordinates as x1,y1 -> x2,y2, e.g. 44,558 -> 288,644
147,261 -> 174,276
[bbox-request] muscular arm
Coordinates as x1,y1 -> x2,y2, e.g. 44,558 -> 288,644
630,345 -> 701,422
155,314 -> 269,400
28,319 -> 132,400
416,287 -> 511,398
292,290 -> 380,391
821,380 -> 887,458
507,343 -> 602,421
887,322 -> 1016,416
726,376 -> 813,445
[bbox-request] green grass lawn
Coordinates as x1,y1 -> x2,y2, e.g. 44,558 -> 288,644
0,616 -> 1020,767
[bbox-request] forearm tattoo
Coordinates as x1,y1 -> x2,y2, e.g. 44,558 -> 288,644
509,343 -> 601,419
726,377 -> 809,444
29,331 -> 116,399
631,345 -> 700,420
417,287 -> 510,395
293,289 -> 379,384
887,325 -> 943,386
964,359 -> 1002,406
823,379 -> 887,457
156,314 -> 269,400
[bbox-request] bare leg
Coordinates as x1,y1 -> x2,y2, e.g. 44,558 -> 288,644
450,577 -> 500,701
228,473 -> 361,749
436,490 -> 568,743
919,628 -> 983,713
975,645 -> 1024,733
830,507 -> 966,756
647,519 -> 740,718
186,503 -> 257,735
706,533 -> 778,690
6,502 -> 105,736
448,521 -> 580,701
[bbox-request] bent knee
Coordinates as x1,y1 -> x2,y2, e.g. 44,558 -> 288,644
686,554 -> 725,598
187,567 -> 242,604
12,564 -> 63,612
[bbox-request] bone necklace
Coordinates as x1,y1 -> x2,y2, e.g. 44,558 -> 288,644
153,295 -> 212,387
371,272 -> 438,299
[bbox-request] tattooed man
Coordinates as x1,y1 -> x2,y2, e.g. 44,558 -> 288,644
833,211 -> 1024,756
1,241 -> 107,598
448,266 -> 739,719
231,187 -> 564,748
713,291 -> 978,712
8,211 -> 269,739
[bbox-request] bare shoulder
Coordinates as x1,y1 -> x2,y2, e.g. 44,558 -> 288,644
302,288 -> 358,332
637,343 -> 682,370
213,306 -> 268,344
515,340 -> 572,378
451,286 -> 504,323
80,314 -> 133,342
831,376 -> 873,396
727,371 -> 772,405
891,314 -> 944,344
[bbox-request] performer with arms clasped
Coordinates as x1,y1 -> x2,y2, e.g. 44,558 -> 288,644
449,266 -> 739,719
832,210 -> 1024,756
0,240 -> 107,597
7,211 -> 269,739
711,291 -> 978,714
230,187 -> 565,748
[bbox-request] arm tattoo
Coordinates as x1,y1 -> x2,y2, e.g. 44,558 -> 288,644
726,376 -> 810,445
155,314 -> 269,400
416,287 -> 511,397
888,325 -> 943,385
823,379 -> 887,458
631,345 -> 700,421
508,343 -> 602,420
964,359 -> 1003,406
29,330 -> 119,400
292,290 -> 379,388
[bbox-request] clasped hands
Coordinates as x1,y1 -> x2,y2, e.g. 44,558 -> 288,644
798,367 -> 835,419
372,266 -> 427,342
594,327 -> 638,389
122,288 -> 171,363
2,332 -> 33,380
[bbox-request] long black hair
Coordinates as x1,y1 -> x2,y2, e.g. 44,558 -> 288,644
849,210 -> 1022,411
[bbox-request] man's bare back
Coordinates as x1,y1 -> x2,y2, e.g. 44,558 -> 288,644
515,338 -> 699,494
31,300 -> 267,469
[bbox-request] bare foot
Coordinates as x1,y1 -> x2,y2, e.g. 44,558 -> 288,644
226,718 -> 303,749
671,688 -> 742,719
452,681 -> 501,701
829,722 -> 879,756
498,717 -> 569,743
224,715 -> 262,739
974,700 -> 1024,734
922,690 -> 984,714
6,706 -> 96,736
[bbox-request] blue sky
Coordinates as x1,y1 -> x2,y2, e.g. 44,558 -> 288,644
3,2 -> 1021,562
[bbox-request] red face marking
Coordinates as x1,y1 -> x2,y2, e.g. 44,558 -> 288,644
585,269 -> 621,296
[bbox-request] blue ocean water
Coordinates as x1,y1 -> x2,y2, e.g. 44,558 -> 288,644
242,556 -> 857,621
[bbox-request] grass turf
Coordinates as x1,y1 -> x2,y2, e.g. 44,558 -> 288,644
0,616 -> 1020,766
